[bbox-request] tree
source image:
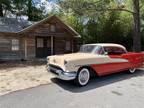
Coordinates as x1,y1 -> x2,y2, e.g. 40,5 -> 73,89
132,0 -> 141,52
59,0 -> 142,51
12,0 -> 27,18
0,0 -> 44,21
26,0 -> 45,21
0,3 -> 3,16
0,0 -> 12,17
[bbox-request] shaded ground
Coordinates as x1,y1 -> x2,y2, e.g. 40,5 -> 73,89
0,61 -> 53,96
0,69 -> 144,108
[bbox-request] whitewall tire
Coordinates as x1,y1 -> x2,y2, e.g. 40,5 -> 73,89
129,68 -> 136,73
74,68 -> 90,86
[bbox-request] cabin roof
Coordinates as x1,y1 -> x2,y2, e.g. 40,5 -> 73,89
19,15 -> 80,37
0,17 -> 32,33
0,15 -> 80,37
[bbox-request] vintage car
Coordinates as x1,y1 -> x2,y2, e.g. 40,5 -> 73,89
47,43 -> 144,86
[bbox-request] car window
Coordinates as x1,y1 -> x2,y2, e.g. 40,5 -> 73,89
104,47 -> 126,55
94,46 -> 105,55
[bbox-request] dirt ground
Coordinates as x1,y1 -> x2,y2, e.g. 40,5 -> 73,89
0,61 -> 54,96
0,60 -> 143,96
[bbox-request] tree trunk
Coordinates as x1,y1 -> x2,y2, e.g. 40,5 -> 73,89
132,0 -> 141,52
27,0 -> 33,21
0,4 -> 3,17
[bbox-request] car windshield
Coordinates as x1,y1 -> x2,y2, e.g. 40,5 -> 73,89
79,45 -> 103,54
79,45 -> 95,53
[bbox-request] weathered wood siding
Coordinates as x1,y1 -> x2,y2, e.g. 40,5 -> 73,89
23,17 -> 75,57
0,33 -> 24,60
23,17 -> 74,38
0,16 -> 79,60
26,37 -> 36,59
54,37 -> 73,55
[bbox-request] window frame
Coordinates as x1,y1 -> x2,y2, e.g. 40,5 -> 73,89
37,38 -> 44,48
50,24 -> 56,32
93,45 -> 105,55
65,40 -> 71,51
103,46 -> 127,55
11,39 -> 19,51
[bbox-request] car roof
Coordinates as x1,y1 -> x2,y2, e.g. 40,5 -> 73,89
83,43 -> 126,49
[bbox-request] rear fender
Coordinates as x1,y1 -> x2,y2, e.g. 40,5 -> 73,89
122,52 -> 144,68
142,52 -> 144,68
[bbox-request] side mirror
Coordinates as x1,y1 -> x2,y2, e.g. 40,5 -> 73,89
104,52 -> 108,55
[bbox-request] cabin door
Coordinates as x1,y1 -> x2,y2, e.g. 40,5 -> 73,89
36,37 -> 51,58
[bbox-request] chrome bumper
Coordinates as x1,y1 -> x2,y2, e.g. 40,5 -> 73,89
47,64 -> 77,80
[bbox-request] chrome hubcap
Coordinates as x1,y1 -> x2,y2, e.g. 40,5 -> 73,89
78,69 -> 90,85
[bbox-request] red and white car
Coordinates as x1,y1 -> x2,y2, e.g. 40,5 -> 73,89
47,43 -> 144,86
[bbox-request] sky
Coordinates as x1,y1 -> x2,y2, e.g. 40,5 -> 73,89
33,0 -> 60,12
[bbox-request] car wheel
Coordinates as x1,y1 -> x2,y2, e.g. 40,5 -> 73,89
74,68 -> 90,86
129,68 -> 136,73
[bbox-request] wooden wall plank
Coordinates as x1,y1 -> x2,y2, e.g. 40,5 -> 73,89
26,37 -> 36,59
0,34 -> 25,60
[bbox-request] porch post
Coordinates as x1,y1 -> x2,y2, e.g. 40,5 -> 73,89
51,36 -> 54,55
24,37 -> 27,59
71,40 -> 74,53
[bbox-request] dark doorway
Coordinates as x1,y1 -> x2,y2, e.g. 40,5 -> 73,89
36,37 -> 51,58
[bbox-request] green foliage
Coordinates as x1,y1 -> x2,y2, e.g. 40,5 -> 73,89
0,0 -> 143,50
59,0 -> 144,51
0,0 -> 45,21
12,0 -> 27,16
27,0 -> 44,21
0,0 -> 12,16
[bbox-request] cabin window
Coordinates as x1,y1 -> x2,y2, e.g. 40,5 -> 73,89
65,41 -> 71,50
50,25 -> 56,32
37,38 -> 43,48
12,39 -> 19,51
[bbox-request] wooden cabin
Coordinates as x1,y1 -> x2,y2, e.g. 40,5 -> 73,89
0,15 -> 80,60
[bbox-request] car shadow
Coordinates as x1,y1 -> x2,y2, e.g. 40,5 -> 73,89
51,69 -> 144,93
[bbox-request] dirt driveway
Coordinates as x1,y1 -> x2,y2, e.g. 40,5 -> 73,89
0,60 -> 143,97
0,61 -> 54,96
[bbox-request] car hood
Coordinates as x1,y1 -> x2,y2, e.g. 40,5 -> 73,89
48,52 -> 98,61
47,53 -> 100,70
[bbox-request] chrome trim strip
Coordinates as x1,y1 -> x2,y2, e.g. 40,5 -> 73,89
47,64 -> 77,80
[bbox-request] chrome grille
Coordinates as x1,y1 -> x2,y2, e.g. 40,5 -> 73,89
48,64 -> 63,75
